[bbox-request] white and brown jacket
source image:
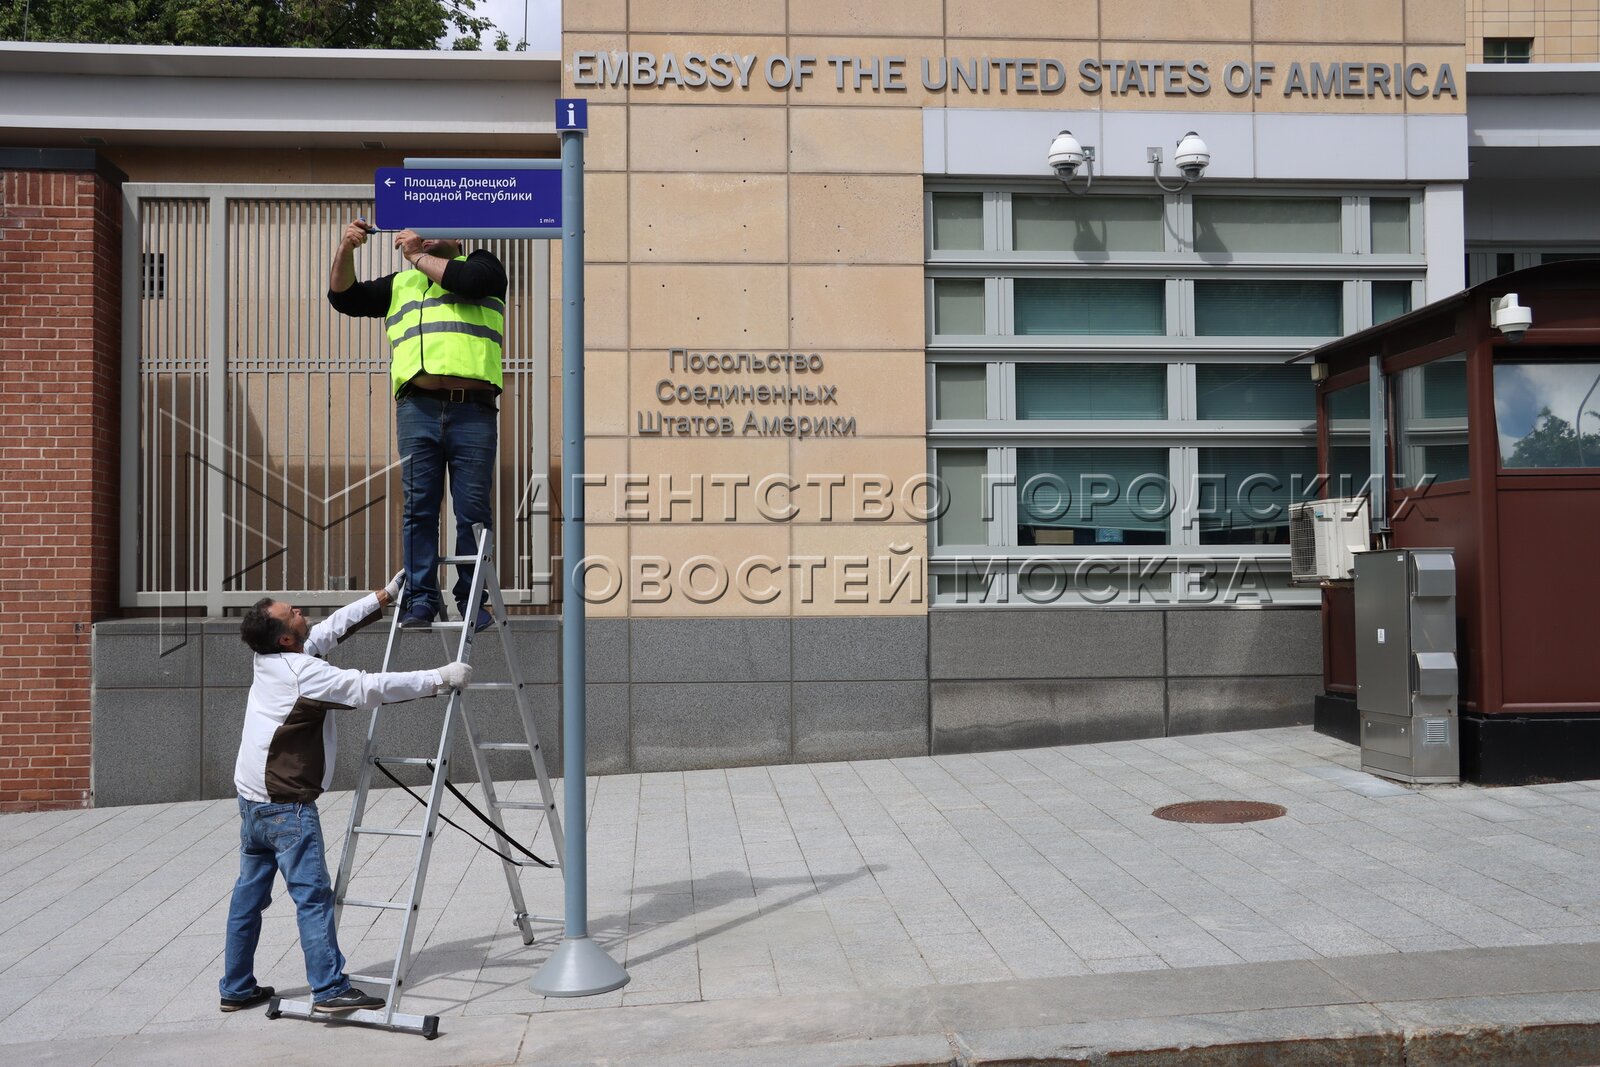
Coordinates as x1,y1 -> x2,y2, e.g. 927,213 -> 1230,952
233,593 -> 442,804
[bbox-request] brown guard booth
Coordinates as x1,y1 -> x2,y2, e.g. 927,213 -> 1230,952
1301,261 -> 1600,785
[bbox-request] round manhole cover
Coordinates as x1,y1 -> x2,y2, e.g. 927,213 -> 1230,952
1152,800 -> 1287,824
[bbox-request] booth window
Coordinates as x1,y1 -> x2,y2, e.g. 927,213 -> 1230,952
1494,358 -> 1600,470
1326,383 -> 1373,498
1397,355 -> 1470,485
1017,363 -> 1166,420
1017,448 -> 1169,545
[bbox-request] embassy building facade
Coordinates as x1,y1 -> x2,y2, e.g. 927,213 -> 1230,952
2,1 -> 1599,807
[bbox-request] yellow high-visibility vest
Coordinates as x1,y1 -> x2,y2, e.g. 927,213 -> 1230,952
384,258 -> 504,395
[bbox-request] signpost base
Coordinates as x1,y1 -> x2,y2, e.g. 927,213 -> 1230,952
530,936 -> 630,997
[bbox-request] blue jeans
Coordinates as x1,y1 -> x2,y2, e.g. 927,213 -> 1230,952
396,392 -> 498,617
220,799 -> 351,1004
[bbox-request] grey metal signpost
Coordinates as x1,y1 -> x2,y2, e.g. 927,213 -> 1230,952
530,102 -> 630,998
391,99 -> 627,998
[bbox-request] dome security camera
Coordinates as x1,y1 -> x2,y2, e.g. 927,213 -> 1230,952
1047,130 -> 1086,182
1174,131 -> 1210,181
1491,293 -> 1533,343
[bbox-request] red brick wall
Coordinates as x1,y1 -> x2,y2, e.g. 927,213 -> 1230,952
0,168 -> 122,811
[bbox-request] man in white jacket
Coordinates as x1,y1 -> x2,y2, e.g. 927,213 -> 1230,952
218,574 -> 471,1014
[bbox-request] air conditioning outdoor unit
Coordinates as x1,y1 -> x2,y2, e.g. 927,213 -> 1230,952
1289,496 -> 1369,582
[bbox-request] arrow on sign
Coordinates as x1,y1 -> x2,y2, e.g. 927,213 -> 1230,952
384,178 -> 395,186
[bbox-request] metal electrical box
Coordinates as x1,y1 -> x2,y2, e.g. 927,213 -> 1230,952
1354,548 -> 1461,783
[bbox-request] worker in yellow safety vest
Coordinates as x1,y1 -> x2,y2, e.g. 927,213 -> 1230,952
328,220 -> 508,632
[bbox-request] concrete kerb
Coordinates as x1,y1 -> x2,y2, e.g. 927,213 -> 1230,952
9,959 -> 1600,1066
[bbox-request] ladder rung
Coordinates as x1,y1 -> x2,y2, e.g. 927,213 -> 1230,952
438,554 -> 481,564
352,826 -> 423,838
346,974 -> 394,987
477,742 -> 530,751
497,800 -> 552,810
470,682 -> 519,691
340,898 -> 409,912
373,757 -> 433,767
408,621 -> 466,631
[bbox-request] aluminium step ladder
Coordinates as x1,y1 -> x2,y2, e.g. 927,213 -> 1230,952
268,524 -> 565,1038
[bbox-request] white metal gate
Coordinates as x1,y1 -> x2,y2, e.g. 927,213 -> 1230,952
121,184 -> 551,612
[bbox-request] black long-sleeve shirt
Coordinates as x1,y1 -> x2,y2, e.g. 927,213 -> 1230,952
326,249 -> 508,318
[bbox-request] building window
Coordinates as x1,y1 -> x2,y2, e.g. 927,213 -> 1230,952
1195,446 -> 1319,545
1194,280 -> 1343,336
1017,447 -> 1170,546
1483,38 -> 1533,64
1014,278 -> 1166,335
1494,359 -> 1600,470
1012,194 -> 1164,253
926,185 -> 1424,605
1195,364 -> 1316,421
1193,197 -> 1341,254
1017,363 -> 1166,420
933,278 -> 985,334
931,193 -> 984,250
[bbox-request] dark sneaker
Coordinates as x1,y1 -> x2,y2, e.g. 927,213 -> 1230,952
398,603 -> 437,630
463,605 -> 494,633
313,987 -> 385,1014
220,985 -> 274,1013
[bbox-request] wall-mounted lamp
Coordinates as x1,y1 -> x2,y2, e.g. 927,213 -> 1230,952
1147,131 -> 1210,192
1047,129 -> 1095,195
1490,293 -> 1532,343
1309,362 -> 1330,383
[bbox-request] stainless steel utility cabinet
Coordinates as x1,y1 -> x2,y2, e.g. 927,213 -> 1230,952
1354,548 -> 1461,784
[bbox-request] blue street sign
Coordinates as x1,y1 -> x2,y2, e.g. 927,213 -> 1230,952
556,98 -> 588,131
374,167 -> 562,233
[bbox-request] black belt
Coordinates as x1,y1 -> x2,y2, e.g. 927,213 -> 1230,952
402,385 -> 496,406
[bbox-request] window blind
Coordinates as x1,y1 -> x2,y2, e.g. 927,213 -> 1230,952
1014,278 -> 1165,335
1017,447 -> 1170,532
1016,363 -> 1166,419
1012,195 -> 1164,253
1194,280 -> 1342,336
1195,364 -> 1316,420
1193,197 -> 1341,254
1196,447 -> 1319,530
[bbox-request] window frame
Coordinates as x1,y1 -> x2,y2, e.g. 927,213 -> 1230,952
926,182 -> 1425,605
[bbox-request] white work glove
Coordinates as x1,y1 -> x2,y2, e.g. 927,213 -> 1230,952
436,662 -> 473,692
384,570 -> 405,602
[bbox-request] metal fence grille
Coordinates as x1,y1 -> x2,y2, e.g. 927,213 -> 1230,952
123,185 -> 551,612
